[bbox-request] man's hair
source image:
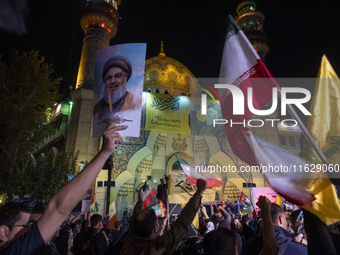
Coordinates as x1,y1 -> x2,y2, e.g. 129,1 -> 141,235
32,200 -> 47,214
0,197 -> 46,229
241,214 -> 249,223
290,209 -> 302,225
90,214 -> 102,227
203,228 -> 236,255
133,208 -> 157,237
216,204 -> 224,211
270,203 -> 284,224
114,221 -> 121,229
81,219 -> 89,232
70,220 -> 81,229
219,209 -> 227,218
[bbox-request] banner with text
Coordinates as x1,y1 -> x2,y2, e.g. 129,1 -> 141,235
168,170 -> 220,203
145,93 -> 190,134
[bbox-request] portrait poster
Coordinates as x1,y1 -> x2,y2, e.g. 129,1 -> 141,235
145,93 -> 191,134
93,43 -> 146,137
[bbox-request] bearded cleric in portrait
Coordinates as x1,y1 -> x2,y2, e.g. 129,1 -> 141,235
93,56 -> 142,137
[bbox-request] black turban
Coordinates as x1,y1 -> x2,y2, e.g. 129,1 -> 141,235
102,55 -> 132,82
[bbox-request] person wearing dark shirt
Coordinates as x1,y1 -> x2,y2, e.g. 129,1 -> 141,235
270,204 -> 307,255
203,228 -> 237,255
243,202 -> 307,255
0,198 -> 44,245
240,215 -> 254,242
88,214 -> 109,255
1,222 -> 52,255
156,178 -> 167,205
233,201 -> 240,217
121,179 -> 207,255
0,197 -> 49,254
0,118 -> 126,254
217,205 -> 232,229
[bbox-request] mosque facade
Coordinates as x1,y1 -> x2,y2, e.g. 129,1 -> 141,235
46,0 -> 301,219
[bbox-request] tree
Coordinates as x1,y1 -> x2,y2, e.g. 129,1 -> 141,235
16,150 -> 78,201
0,50 -> 74,200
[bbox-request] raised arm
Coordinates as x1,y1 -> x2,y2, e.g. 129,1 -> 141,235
200,204 -> 209,220
157,179 -> 207,252
38,119 -> 127,243
257,196 -> 278,255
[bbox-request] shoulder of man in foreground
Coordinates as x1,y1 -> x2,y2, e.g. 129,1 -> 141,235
274,225 -> 307,255
0,222 -> 51,254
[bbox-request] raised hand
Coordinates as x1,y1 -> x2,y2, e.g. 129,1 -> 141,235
257,195 -> 271,212
196,179 -> 207,196
101,118 -> 128,157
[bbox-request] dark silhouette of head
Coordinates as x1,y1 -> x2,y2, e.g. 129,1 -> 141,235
133,208 -> 158,238
90,214 -> 103,229
203,228 -> 237,255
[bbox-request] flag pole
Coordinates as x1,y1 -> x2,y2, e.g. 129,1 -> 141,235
278,90 -> 329,165
104,154 -> 114,216
287,104 -> 328,165
169,203 -> 179,215
167,202 -> 170,227
284,102 -> 340,185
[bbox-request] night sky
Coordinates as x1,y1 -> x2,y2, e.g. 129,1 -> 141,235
0,0 -> 339,99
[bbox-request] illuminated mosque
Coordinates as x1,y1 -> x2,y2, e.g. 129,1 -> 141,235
47,0 -> 302,219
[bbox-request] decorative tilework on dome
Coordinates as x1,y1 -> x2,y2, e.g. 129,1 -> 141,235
143,44 -> 197,96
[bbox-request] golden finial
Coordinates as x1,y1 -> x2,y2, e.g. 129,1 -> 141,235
158,41 -> 166,57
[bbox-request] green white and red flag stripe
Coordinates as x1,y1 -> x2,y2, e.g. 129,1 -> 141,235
218,15 -> 280,166
218,16 -> 314,206
143,186 -> 158,209
108,186 -> 117,229
177,156 -> 224,188
152,200 -> 167,217
89,181 -> 98,214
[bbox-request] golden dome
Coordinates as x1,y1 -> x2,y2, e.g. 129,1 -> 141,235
144,42 -> 197,96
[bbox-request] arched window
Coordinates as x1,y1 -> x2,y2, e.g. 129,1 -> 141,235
172,160 -> 182,170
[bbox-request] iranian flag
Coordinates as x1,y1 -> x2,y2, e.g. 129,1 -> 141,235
143,186 -> 158,209
89,181 -> 98,214
218,16 -> 314,206
176,156 -> 224,188
152,200 -> 167,217
219,15 -> 280,166
108,186 -> 117,229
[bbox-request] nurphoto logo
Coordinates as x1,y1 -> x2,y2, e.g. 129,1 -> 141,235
200,84 -> 312,128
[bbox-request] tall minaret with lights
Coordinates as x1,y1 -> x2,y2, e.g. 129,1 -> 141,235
235,0 -> 269,59
66,0 -> 120,164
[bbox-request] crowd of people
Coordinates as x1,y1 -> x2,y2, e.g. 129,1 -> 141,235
1,119 -> 340,255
